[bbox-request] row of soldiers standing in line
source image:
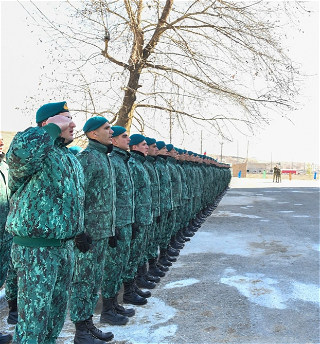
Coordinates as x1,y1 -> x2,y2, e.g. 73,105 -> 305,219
0,101 -> 231,344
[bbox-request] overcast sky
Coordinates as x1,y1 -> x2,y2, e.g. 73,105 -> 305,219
1,1 -> 319,165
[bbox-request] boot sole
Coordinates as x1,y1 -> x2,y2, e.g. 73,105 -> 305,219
100,317 -> 129,326
123,299 -> 148,305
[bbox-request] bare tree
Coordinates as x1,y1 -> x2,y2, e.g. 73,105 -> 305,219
24,0 -> 309,140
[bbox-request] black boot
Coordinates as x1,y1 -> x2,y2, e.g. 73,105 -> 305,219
167,246 -> 179,257
113,293 -> 135,317
135,264 -> 156,289
170,235 -> 184,250
165,254 -> 177,263
0,332 -> 12,344
158,249 -> 172,266
178,229 -> 190,241
123,280 -> 148,305
148,258 -> 165,277
100,297 -> 129,325
146,272 -> 160,283
74,320 -> 107,344
133,280 -> 151,298
7,299 -> 18,325
85,316 -> 114,342
175,232 -> 186,244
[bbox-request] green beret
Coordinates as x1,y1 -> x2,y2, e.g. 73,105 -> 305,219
69,146 -> 82,155
145,137 -> 156,145
111,126 -> 126,137
156,141 -> 166,150
130,134 -> 145,146
36,101 -> 69,123
83,116 -> 108,133
187,150 -> 194,156
166,144 -> 174,152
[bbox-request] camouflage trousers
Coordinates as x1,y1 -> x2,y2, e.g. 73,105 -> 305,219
101,224 -> 132,298
11,241 -> 73,344
0,238 -> 12,288
160,208 -> 177,249
146,220 -> 159,260
5,258 -> 18,302
122,224 -> 149,282
70,239 -> 108,322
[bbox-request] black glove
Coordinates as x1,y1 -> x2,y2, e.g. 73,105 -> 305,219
108,227 -> 120,248
74,232 -> 92,253
108,235 -> 117,248
132,223 -> 139,240
156,216 -> 161,224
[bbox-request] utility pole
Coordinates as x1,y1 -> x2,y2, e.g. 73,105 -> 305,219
237,141 -> 239,163
200,131 -> 203,154
246,141 -> 249,162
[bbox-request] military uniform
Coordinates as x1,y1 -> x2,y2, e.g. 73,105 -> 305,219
100,146 -> 136,317
6,124 -> 85,344
122,149 -> 154,298
70,139 -> 115,327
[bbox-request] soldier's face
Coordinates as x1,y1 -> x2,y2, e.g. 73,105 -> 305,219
92,122 -> 113,146
59,112 -> 76,143
112,132 -> 130,150
158,147 -> 168,155
148,143 -> 158,156
169,149 -> 177,158
133,140 -> 148,156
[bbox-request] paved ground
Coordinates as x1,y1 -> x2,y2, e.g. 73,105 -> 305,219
1,177 -> 319,343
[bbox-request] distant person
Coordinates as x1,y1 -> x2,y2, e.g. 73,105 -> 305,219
276,167 -> 281,183
273,165 -> 278,182
5,102 -> 85,344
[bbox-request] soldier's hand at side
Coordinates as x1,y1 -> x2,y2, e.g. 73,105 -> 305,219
74,232 -> 92,253
46,114 -> 72,131
131,223 -> 139,239
108,235 -> 117,248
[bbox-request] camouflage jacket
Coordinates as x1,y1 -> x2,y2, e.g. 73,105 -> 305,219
176,161 -> 190,201
128,151 -> 152,226
144,156 -> 160,218
76,140 -> 115,239
109,146 -> 134,228
0,154 -> 11,244
5,125 -> 85,240
167,157 -> 182,208
182,161 -> 195,198
155,155 -> 173,213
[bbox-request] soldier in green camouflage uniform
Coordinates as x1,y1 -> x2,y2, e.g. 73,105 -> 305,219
122,134 -> 155,301
164,144 -> 183,257
0,134 -> 13,344
100,126 -> 136,325
143,138 -> 162,281
154,142 -> 175,270
5,102 -> 86,344
70,117 -> 116,344
173,149 -> 191,244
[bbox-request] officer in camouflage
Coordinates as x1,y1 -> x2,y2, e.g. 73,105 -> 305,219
0,134 -> 13,343
70,117 -> 115,344
5,101 -> 86,344
100,126 -> 135,326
